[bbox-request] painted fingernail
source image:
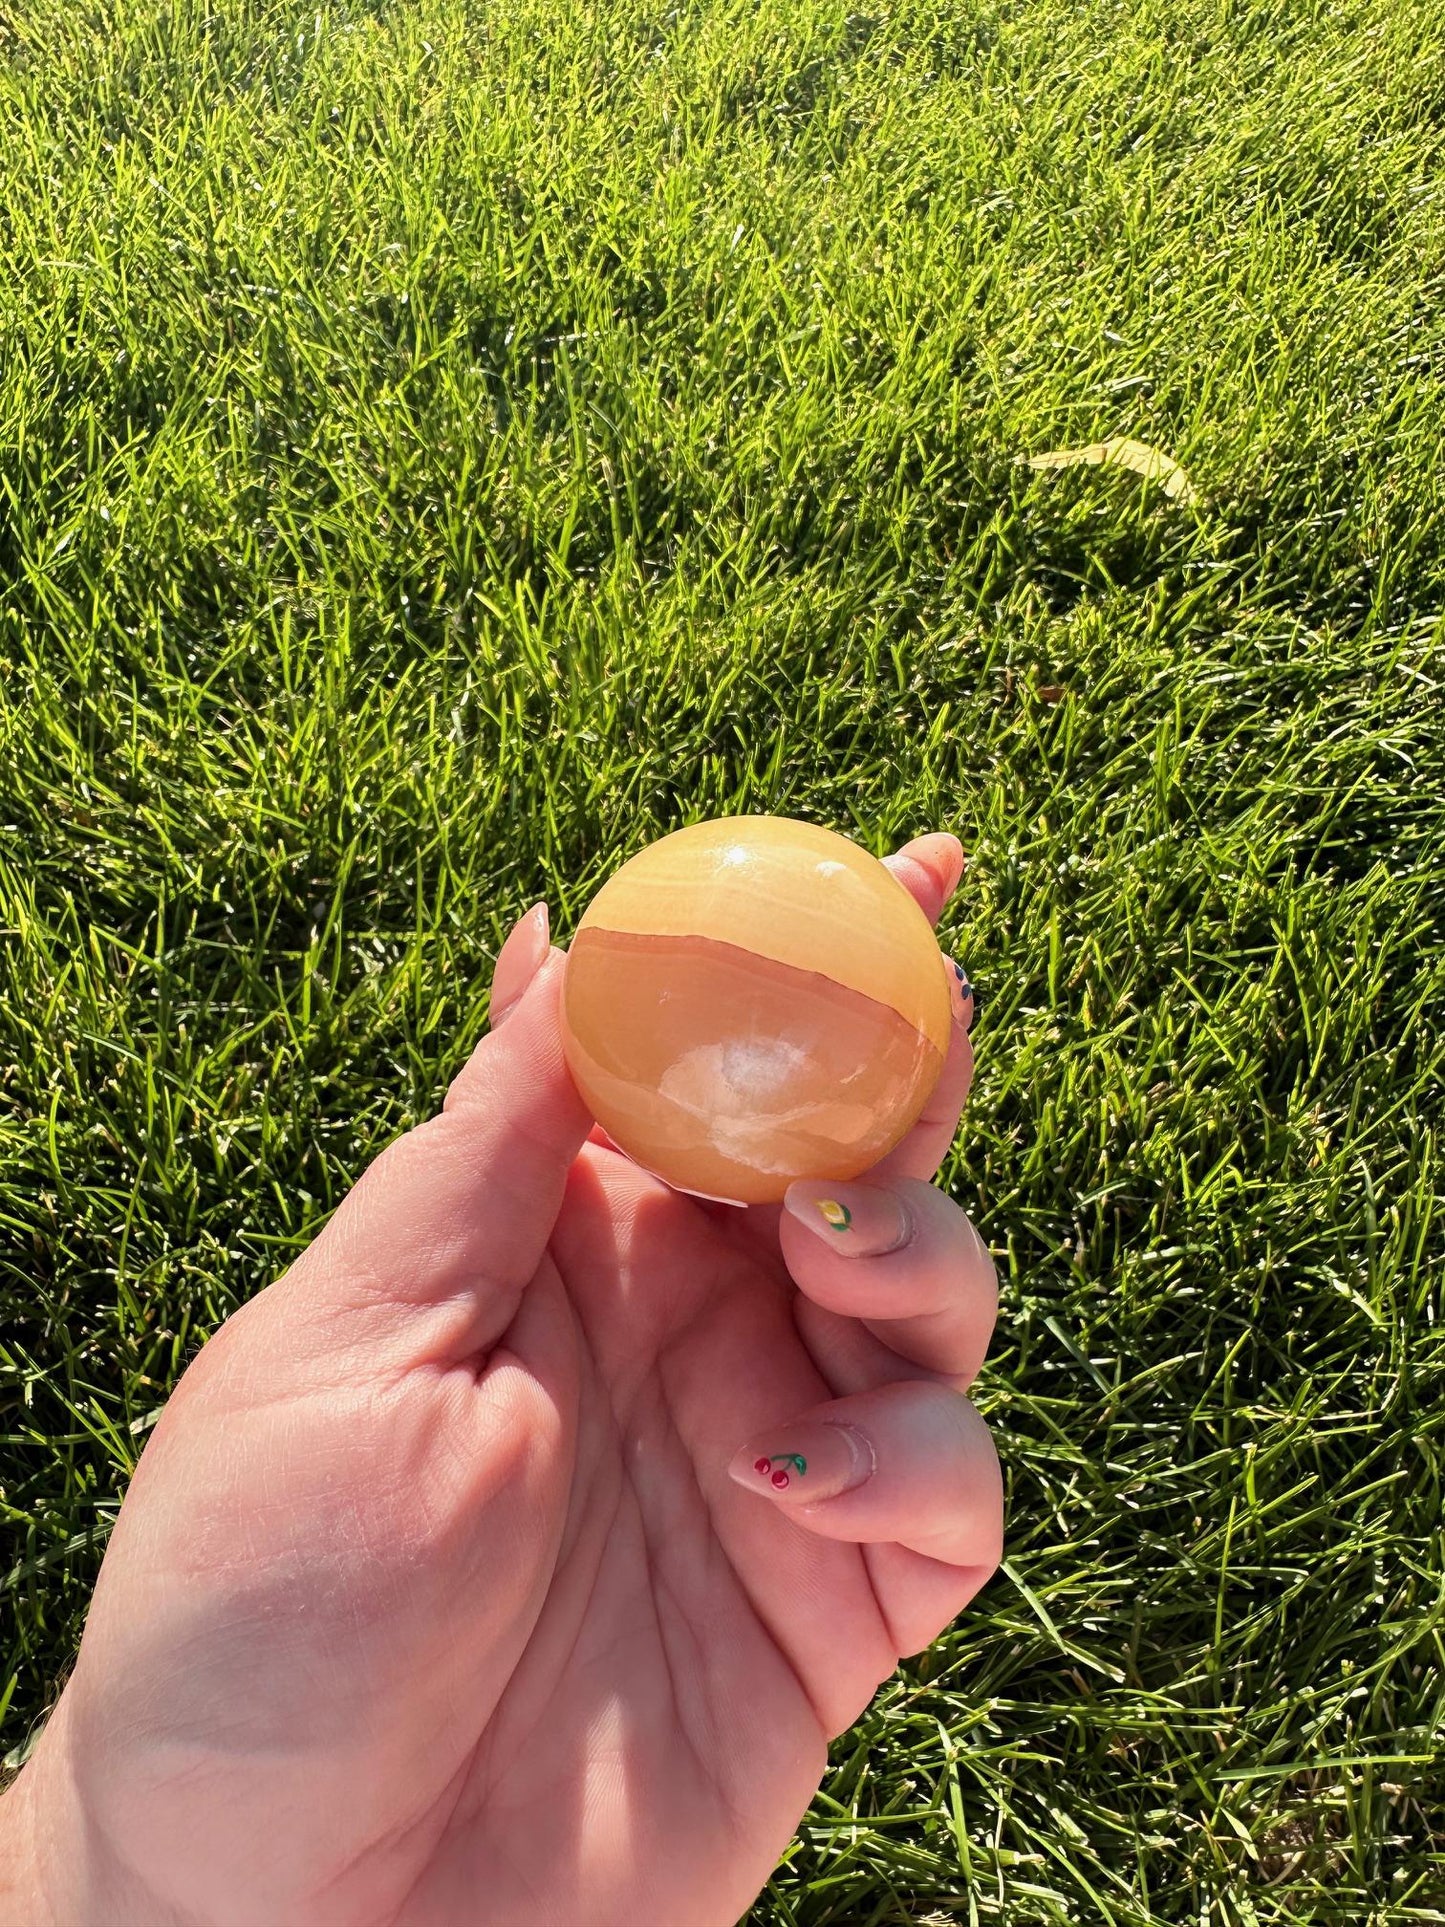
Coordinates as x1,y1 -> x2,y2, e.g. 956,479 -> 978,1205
489,903 -> 550,1027
945,956 -> 975,1028
782,1180 -> 914,1256
728,1420 -> 875,1503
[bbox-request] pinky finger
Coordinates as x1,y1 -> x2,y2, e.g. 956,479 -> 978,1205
726,1377 -> 1003,1573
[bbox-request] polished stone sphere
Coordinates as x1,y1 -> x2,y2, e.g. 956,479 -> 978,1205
559,816 -> 951,1205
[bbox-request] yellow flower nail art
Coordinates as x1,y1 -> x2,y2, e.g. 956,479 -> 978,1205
817,1199 -> 852,1231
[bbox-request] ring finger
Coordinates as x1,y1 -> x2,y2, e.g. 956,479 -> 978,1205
779,1174 -> 998,1385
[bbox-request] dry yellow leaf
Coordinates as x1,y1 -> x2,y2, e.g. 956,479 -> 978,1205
1022,437 -> 1198,505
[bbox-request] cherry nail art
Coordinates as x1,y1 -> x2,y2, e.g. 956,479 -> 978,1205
753,1452 -> 807,1490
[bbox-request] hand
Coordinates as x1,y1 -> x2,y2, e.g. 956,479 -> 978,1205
3,833 -> 1002,1927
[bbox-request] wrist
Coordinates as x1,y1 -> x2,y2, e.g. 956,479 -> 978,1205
0,1759 -> 56,1927
0,1701 -> 181,1927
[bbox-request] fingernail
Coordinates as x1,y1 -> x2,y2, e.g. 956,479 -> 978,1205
782,1180 -> 914,1257
489,903 -> 550,1027
945,955 -> 975,1028
728,1420 -> 875,1504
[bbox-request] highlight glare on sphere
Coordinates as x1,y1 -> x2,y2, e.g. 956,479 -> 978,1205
559,816 -> 952,1205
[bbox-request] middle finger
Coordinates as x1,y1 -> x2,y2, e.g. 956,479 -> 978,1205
867,951 -> 976,1186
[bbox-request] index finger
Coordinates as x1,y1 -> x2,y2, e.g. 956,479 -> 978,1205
881,832 -> 967,927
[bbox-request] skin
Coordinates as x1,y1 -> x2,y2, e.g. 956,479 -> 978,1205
0,834 -> 1002,1927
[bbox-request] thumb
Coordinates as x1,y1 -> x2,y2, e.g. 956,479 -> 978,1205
293,903 -> 594,1348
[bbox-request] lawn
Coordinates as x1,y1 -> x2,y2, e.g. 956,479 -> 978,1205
2,0 -> 1444,1917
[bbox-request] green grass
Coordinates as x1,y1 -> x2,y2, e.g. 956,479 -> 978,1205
3,0 -> 1445,1916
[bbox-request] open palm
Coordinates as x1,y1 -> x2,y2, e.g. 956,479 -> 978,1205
16,836 -> 1001,1927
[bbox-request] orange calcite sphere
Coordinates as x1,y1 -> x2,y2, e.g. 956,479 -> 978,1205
560,816 -> 952,1205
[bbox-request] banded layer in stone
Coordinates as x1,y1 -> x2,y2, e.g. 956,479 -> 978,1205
561,925 -> 947,1205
